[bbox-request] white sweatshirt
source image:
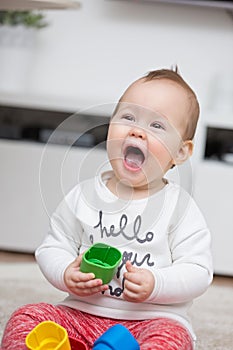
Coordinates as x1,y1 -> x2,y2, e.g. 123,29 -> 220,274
36,171 -> 213,342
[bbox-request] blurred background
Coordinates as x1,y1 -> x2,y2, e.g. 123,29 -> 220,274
0,0 -> 233,276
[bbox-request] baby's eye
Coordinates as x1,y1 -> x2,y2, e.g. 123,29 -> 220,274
150,122 -> 165,130
121,114 -> 135,122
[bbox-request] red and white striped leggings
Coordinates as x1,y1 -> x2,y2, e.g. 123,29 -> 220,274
1,303 -> 193,350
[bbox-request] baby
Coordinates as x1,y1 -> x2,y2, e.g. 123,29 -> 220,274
1,68 -> 212,350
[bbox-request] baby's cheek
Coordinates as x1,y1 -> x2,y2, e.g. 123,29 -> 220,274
149,139 -> 173,163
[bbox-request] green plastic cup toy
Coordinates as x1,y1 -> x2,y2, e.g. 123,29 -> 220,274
80,243 -> 122,284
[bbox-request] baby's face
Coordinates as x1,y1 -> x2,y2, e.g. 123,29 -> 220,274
107,79 -> 191,190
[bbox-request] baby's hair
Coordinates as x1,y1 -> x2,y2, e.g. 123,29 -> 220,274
142,67 -> 200,140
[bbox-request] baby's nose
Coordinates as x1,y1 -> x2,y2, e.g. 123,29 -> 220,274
129,127 -> 146,140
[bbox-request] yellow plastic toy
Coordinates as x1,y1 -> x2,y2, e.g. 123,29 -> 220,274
25,321 -> 71,350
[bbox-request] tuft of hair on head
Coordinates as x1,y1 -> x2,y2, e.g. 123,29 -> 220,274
171,64 -> 179,73
143,66 -> 200,140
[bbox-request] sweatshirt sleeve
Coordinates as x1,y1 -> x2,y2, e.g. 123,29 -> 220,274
35,185 -> 83,292
147,193 -> 213,304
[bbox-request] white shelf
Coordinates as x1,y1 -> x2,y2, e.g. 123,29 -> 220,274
0,92 -> 85,113
0,0 -> 80,10
0,91 -> 114,116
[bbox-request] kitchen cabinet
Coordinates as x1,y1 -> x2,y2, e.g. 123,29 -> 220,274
194,160 -> 233,276
193,121 -> 233,276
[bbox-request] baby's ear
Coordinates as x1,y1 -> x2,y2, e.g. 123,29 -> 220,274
173,140 -> 193,165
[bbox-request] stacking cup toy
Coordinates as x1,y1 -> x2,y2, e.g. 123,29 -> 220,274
25,321 -> 87,350
93,324 -> 140,350
80,243 -> 122,284
69,336 -> 87,350
25,321 -> 70,350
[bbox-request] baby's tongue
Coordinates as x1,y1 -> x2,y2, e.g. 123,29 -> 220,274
125,147 -> 144,169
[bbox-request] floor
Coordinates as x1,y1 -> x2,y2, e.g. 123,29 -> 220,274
0,250 -> 233,287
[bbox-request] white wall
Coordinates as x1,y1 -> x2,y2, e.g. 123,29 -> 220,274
1,0 -> 233,112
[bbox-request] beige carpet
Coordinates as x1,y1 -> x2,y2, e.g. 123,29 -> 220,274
0,262 -> 232,349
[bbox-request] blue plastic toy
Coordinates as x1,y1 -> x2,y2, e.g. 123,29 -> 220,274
93,324 -> 140,350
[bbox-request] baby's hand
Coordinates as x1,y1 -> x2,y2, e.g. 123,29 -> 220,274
123,261 -> 155,302
64,255 -> 109,296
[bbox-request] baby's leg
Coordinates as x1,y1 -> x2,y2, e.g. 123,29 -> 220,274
126,317 -> 193,350
1,302 -> 85,350
1,303 -> 113,350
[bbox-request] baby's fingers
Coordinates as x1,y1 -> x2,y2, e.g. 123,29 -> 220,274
76,271 -> 95,282
77,277 -> 103,289
72,279 -> 109,296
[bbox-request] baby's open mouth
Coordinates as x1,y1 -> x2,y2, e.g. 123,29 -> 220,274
124,146 -> 145,171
